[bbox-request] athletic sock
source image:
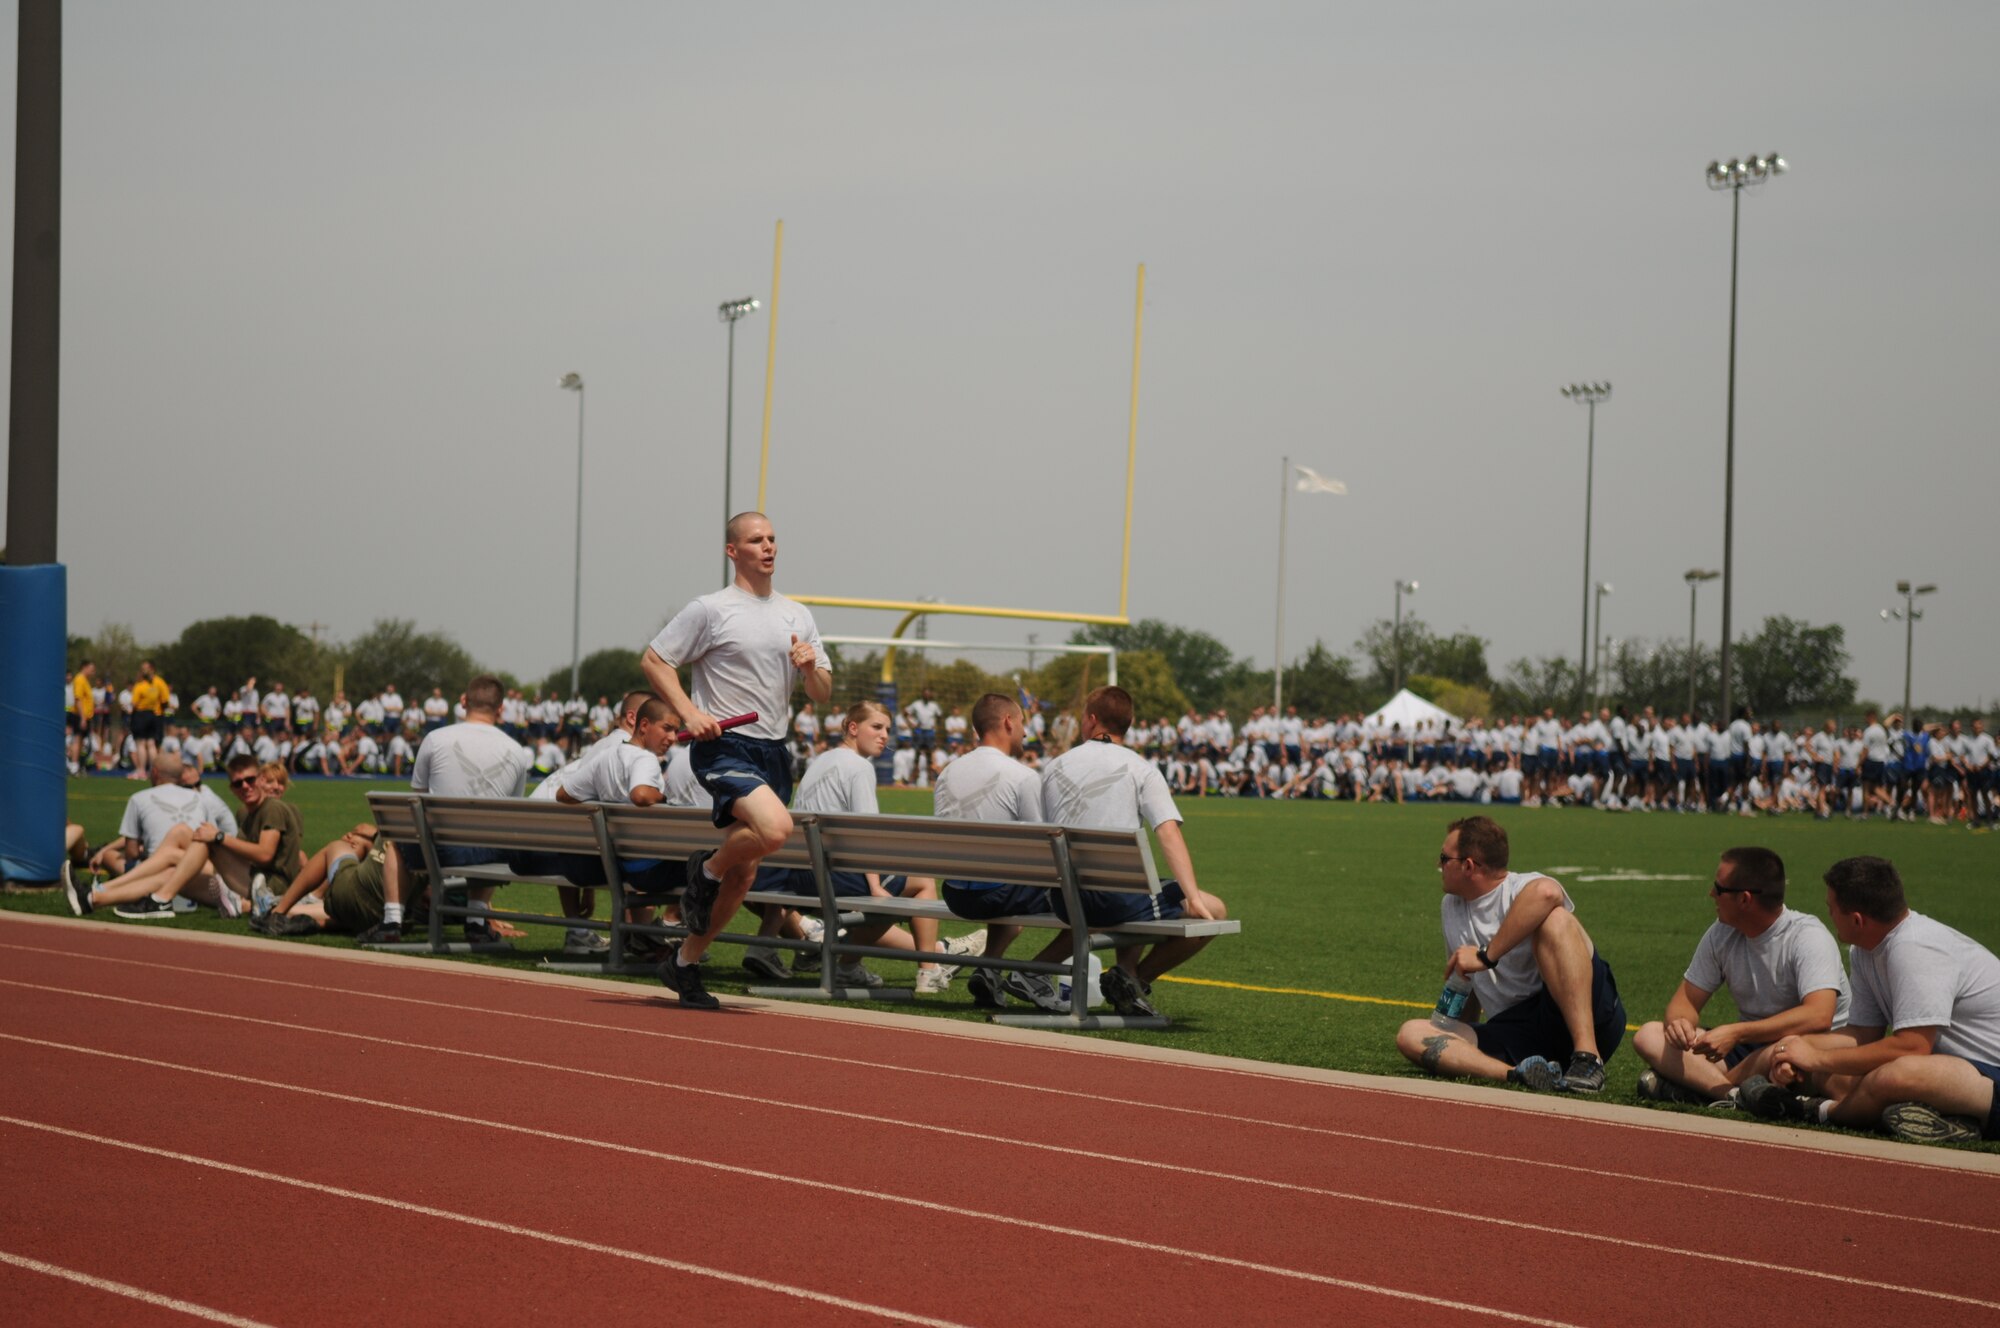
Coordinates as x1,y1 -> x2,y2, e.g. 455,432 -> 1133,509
1816,1100 -> 1833,1124
700,860 -> 721,883
382,903 -> 403,925
677,948 -> 698,967
149,893 -> 171,904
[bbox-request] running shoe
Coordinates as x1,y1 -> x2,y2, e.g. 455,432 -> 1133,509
215,881 -> 242,919
114,895 -> 176,921
1507,1056 -> 1565,1093
967,967 -> 1004,1009
353,919 -> 402,946
169,895 -> 198,913
915,967 -> 952,995
1100,966 -> 1158,1018
834,961 -> 883,989
250,877 -> 278,922
64,866 -> 93,916
267,912 -> 319,937
1559,1051 -> 1606,1094
999,970 -> 1064,1011
657,944 -> 720,1010
562,928 -> 611,957
1635,1070 -> 1711,1107
1737,1074 -> 1825,1122
932,930 -> 989,983
1883,1102 -> 1983,1146
741,946 -> 791,981
680,851 -> 719,937
622,933 -> 672,964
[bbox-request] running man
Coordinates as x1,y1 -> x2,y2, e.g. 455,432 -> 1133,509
642,512 -> 832,1009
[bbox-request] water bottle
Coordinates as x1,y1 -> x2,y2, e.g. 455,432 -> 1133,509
1431,972 -> 1474,1036
1055,953 -> 1104,1009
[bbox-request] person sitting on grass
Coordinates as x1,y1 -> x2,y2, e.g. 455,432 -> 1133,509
1394,815 -> 1625,1094
258,827 -> 403,939
1743,856 -> 2000,1146
1630,847 -> 1848,1107
65,752 -> 239,920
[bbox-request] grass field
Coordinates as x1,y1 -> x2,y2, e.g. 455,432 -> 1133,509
20,775 -> 1999,1134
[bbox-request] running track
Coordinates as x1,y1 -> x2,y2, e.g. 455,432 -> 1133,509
3,911 -> 1997,1327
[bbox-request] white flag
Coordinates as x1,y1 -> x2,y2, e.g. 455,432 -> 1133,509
1294,465 -> 1346,495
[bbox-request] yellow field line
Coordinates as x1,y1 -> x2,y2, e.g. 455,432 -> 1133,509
1155,974 -> 1643,1032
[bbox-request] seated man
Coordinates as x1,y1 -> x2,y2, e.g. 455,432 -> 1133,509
397,674 -> 533,941
1631,847 -> 1848,1105
260,832 -> 403,938
1753,856 -> 2000,1145
1395,815 -> 1626,1093
66,753 -> 239,919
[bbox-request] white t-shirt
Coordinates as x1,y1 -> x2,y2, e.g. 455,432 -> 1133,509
563,741 -> 665,805
410,721 -> 531,799
662,742 -> 713,809
1863,724 -> 1890,762
1441,870 -> 1581,1014
934,746 -> 1043,825
424,695 -> 451,720
381,690 -> 405,718
649,586 -> 828,743
1039,738 -> 1181,831
793,746 -> 879,815
1684,909 -> 1850,1025
908,699 -> 942,731
191,693 -> 221,722
118,784 -> 240,854
1849,912 -> 2000,1064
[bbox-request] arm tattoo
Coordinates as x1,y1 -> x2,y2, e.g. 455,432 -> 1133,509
1420,1034 -> 1452,1074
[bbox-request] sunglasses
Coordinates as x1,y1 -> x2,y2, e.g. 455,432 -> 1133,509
230,774 -> 259,788
1438,854 -> 1474,866
1710,881 -> 1754,896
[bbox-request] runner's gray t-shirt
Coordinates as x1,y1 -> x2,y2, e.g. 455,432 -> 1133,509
934,746 -> 1042,825
793,746 -> 878,815
1684,908 -> 1851,1026
649,586 -> 828,743
1849,911 -> 2000,1065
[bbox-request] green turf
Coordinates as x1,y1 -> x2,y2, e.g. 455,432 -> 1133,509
22,776 -> 1999,1146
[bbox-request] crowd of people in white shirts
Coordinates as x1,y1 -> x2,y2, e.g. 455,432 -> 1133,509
824,696 -> 1997,826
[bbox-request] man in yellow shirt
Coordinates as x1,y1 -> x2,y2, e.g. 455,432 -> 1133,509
129,660 -> 170,780
68,661 -> 96,773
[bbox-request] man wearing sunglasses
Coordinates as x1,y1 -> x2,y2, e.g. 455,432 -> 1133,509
1396,816 -> 1625,1093
1630,848 -> 1848,1107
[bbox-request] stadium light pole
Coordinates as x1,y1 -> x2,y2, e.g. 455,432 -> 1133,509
718,295 -> 760,586
1392,579 -> 1419,694
558,373 -> 585,696
1879,580 -> 1937,718
1706,153 -> 1787,721
1684,568 -> 1719,714
1592,582 -> 1613,707
1561,383 -> 1611,703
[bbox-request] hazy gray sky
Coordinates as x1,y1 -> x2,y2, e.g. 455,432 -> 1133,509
4,1 -> 1995,706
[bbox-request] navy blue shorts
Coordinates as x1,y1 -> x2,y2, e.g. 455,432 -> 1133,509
1963,1058 -> 2000,1140
754,864 -> 908,899
1814,762 -> 1834,785
1675,757 -> 1696,782
943,880 -> 1056,918
506,849 -> 606,887
1473,953 -> 1626,1069
398,842 -> 504,873
1052,879 -> 1188,927
1862,759 -> 1887,786
692,733 -> 794,829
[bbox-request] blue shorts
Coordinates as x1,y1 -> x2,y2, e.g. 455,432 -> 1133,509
1473,953 -> 1626,1069
506,849 -> 606,887
1675,757 -> 1696,781
398,842 -> 504,873
1052,879 -> 1188,927
692,732 -> 794,829
1964,1059 -> 2000,1140
1814,762 -> 1834,785
1862,759 -> 1887,786
1520,754 -> 1539,776
754,864 -> 908,899
943,880 -> 1056,918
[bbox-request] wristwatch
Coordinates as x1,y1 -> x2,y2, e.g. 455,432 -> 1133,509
1476,946 -> 1496,970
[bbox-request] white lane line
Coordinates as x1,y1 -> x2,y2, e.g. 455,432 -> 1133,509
6,1031 -> 1997,1316
4,972 -> 1992,1240
0,1249 -> 277,1327
0,1119 -> 966,1328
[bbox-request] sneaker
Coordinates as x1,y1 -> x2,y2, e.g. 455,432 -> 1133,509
1882,1101 -> 1983,1146
622,933 -> 671,964
463,917 -> 497,944
1100,966 -> 1158,1018
967,967 -> 1004,1009
834,961 -> 883,989
1737,1074 -> 1823,1122
268,911 -> 320,937
656,944 -> 721,1010
741,946 -> 791,981
114,895 -> 176,921
65,865 -> 93,916
170,895 -> 199,914
1507,1056 -> 1565,1092
999,969 -> 1065,1011
680,852 -> 719,937
798,914 -> 826,944
1560,1051 -> 1606,1095
214,882 -> 242,919
932,930 -> 988,983
562,928 -> 611,957
353,919 -> 402,946
250,877 -> 278,922
916,967 -> 951,995
1635,1070 -> 1711,1107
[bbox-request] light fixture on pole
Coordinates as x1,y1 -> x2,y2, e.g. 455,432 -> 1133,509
1392,579 -> 1419,694
1879,580 -> 1938,718
1684,568 -> 1719,715
1561,382 -> 1611,703
1273,461 -> 1346,710
1705,152 -> 1787,720
558,372 -> 585,697
1592,582 -> 1613,706
718,295 -> 761,586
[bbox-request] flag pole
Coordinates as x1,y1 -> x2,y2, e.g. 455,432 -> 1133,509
1274,455 -> 1289,711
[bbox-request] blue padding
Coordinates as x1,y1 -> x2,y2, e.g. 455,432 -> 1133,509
0,563 -> 66,882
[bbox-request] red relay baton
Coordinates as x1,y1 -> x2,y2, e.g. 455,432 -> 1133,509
674,711 -> 758,742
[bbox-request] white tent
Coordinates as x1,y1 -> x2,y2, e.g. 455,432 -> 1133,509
1364,688 -> 1460,732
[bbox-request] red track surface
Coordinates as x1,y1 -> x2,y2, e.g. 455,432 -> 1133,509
5,912 -> 1998,1327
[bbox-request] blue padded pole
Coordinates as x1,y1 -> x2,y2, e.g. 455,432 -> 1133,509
0,562 -> 66,882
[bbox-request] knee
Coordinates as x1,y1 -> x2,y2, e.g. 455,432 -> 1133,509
1199,890 -> 1227,920
756,811 -> 793,856
1534,905 -> 1585,951
1859,1056 -> 1923,1099
1394,1019 -> 1431,1062
1632,1021 -> 1665,1065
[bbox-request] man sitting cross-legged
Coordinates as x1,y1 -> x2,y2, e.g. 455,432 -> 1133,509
1395,815 -> 1627,1093
1630,847 -> 1849,1107
1751,856 -> 2000,1145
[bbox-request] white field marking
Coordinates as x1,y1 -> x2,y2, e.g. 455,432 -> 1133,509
0,1101 -> 1582,1328
7,1030 -> 1999,1316
0,1117 -> 968,1328
0,1250 -> 276,1327
3,943 -> 1991,1201
1575,873 -> 1700,883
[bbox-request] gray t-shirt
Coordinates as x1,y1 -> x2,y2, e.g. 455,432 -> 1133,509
1039,739 -> 1182,831
1684,908 -> 1851,1026
1441,870 -> 1579,1014
1849,911 -> 2000,1065
411,721 -> 531,799
793,746 -> 878,815
649,586 -> 828,743
934,746 -> 1043,825
118,784 -> 240,854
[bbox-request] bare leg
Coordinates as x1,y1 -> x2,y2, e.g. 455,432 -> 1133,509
1396,1018 -> 1513,1081
1530,909 -> 1601,1059
684,786 -> 792,963
1831,1054 -> 1997,1131
1632,1021 -> 1735,1098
